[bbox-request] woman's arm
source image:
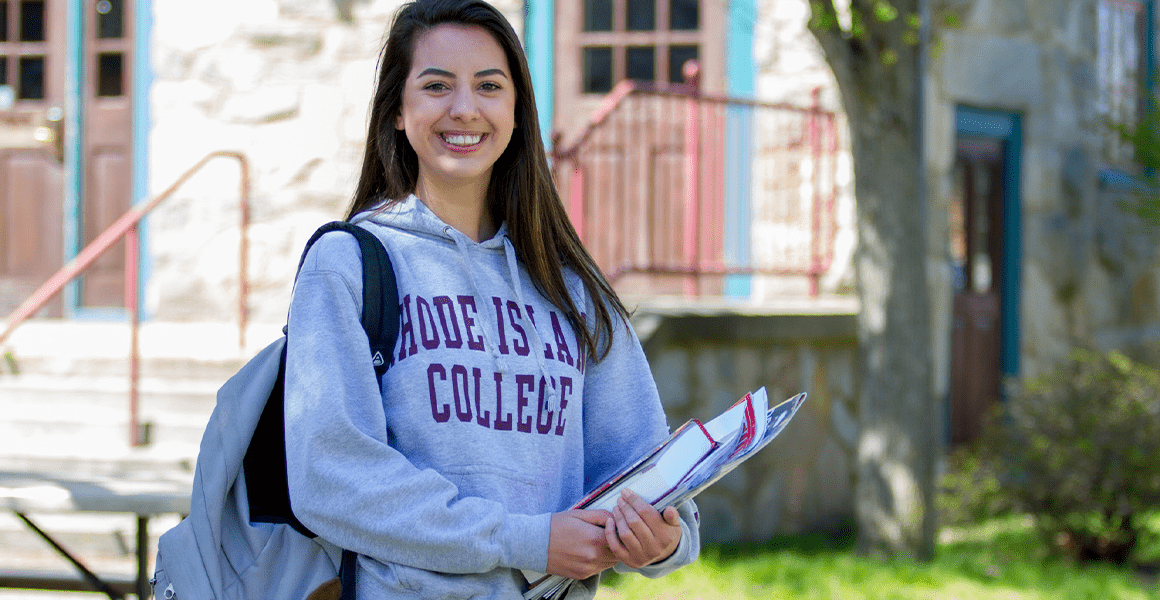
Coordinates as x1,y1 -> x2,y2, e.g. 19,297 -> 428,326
578,300 -> 702,578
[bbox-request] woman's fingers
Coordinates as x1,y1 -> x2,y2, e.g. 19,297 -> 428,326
605,490 -> 682,568
548,510 -> 618,580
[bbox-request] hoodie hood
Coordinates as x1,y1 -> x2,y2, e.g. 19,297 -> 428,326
359,193 -> 509,250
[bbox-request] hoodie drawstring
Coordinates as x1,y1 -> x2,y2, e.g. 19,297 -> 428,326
450,227 -> 511,376
503,237 -> 561,413
396,195 -> 564,416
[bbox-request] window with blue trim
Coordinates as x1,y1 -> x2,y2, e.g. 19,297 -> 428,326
1098,0 -> 1153,167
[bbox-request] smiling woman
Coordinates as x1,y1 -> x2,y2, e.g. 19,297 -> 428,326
272,1 -> 704,599
394,23 -> 516,241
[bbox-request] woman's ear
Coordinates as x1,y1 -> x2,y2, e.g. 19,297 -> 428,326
395,114 -> 405,131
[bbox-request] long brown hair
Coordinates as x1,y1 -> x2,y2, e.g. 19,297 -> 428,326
345,0 -> 628,361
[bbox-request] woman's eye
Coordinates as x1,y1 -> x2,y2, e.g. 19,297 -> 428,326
480,82 -> 501,91
424,82 -> 450,91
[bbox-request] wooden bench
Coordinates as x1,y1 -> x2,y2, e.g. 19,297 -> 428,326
0,467 -> 191,599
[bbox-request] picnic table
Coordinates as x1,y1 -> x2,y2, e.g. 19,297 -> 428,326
0,465 -> 192,599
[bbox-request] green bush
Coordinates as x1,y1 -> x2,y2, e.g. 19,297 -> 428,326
979,349 -> 1160,564
938,445 -> 1012,527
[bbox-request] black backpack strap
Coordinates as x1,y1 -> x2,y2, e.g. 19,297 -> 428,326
295,221 -> 399,390
340,549 -> 358,600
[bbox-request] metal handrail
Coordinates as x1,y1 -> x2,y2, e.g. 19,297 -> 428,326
553,79 -> 828,161
0,150 -> 251,445
551,68 -> 839,297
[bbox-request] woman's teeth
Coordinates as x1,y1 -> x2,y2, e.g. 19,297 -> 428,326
443,133 -> 483,146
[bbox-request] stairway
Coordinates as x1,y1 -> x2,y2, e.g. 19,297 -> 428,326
0,319 -> 281,598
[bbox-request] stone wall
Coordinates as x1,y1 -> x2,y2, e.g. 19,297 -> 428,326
146,0 -> 522,323
927,0 -> 1160,381
637,309 -> 859,542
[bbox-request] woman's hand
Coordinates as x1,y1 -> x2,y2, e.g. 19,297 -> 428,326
604,489 -> 682,569
547,509 -> 619,580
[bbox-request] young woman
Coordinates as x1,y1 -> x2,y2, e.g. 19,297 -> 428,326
283,1 -> 701,597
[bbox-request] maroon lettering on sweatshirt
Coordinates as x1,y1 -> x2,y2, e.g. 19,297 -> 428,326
550,312 -> 574,367
427,363 -> 450,423
398,294 -> 419,360
555,377 -> 572,436
515,374 -> 534,433
524,305 -> 554,360
535,376 -> 554,435
472,367 -> 490,427
491,297 -> 510,355
457,295 -> 485,351
506,300 -> 530,356
433,295 -> 463,349
451,364 -> 473,423
492,372 -> 513,431
416,295 -> 441,350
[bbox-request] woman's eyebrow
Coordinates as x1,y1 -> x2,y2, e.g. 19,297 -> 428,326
415,67 -> 508,79
417,67 -> 455,78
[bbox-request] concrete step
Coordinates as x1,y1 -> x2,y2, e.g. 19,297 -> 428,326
1,320 -> 281,379
1,378 -> 219,417
0,319 -> 284,461
0,376 -> 217,462
7,355 -> 249,383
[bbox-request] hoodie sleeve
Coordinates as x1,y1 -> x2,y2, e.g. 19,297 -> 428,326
283,231 -> 551,574
578,300 -> 701,578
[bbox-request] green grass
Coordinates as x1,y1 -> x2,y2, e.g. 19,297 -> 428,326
596,516 -> 1160,600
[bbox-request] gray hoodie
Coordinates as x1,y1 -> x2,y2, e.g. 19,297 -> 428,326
283,195 -> 700,599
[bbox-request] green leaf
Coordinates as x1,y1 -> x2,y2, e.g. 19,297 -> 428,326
874,0 -> 899,22
1107,351 -> 1132,375
809,1 -> 838,31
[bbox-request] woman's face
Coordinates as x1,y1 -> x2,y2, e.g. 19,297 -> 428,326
396,23 -> 517,195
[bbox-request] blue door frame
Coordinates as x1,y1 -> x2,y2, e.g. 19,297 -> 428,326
61,0 -> 152,319
955,105 -> 1022,379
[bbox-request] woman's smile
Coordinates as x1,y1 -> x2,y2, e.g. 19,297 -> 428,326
441,131 -> 488,150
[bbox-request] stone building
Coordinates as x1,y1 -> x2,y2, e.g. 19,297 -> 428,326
0,0 -> 1156,548
924,0 -> 1160,444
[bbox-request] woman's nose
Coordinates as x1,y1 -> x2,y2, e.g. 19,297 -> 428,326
449,87 -> 480,121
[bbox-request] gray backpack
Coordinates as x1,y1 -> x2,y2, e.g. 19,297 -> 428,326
153,222 -> 398,600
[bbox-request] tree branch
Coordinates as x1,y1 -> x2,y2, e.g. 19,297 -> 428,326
807,0 -> 854,92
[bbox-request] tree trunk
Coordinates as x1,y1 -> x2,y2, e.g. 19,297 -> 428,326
808,0 -> 938,559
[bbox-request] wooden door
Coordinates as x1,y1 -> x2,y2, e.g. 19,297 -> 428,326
949,137 -> 1005,445
0,0 -> 66,318
79,0 -> 132,308
0,0 -> 133,316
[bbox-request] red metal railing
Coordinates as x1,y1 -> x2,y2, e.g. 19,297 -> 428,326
0,150 -> 252,446
552,65 -> 841,298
